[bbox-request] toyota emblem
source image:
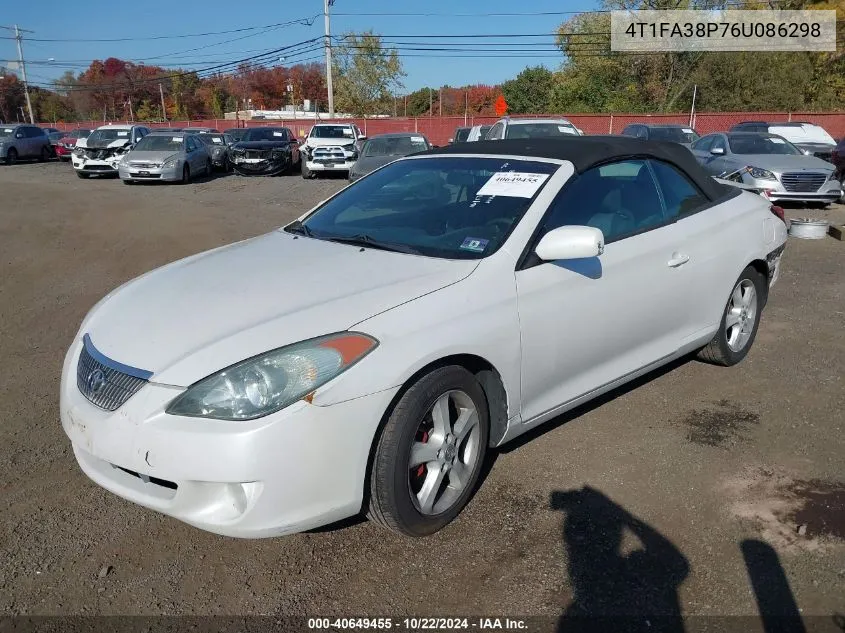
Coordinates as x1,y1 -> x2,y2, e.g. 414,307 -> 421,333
87,368 -> 106,395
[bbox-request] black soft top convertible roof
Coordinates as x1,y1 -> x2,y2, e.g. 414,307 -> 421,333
420,136 -> 726,200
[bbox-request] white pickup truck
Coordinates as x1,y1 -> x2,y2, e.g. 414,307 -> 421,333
300,123 -> 366,179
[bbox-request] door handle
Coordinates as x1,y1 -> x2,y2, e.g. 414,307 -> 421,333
668,253 -> 690,268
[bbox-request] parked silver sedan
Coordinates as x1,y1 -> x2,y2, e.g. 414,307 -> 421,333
118,133 -> 211,184
691,132 -> 841,205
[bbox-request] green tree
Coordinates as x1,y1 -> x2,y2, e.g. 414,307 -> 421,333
501,66 -> 554,113
332,32 -> 405,116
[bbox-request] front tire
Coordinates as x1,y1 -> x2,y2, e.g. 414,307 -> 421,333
697,266 -> 765,366
5,148 -> 18,165
301,160 -> 315,179
39,146 -> 51,162
368,366 -> 489,537
181,164 -> 190,184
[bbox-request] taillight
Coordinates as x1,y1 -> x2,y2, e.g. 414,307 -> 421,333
770,205 -> 786,224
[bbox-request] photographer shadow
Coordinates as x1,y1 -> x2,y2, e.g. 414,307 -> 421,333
551,486 -> 689,633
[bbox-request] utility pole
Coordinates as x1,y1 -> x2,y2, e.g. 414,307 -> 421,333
324,0 -> 335,118
159,83 -> 167,122
429,88 -> 432,117
1,25 -> 35,123
439,88 -> 442,117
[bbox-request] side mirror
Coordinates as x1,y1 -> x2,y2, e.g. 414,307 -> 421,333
535,226 -> 605,261
15,133 -> 24,139
358,135 -> 367,141
710,147 -> 725,156
802,149 -> 812,155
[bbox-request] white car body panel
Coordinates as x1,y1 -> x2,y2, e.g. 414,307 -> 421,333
61,150 -> 787,537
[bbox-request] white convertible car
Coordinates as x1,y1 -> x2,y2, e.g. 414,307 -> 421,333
61,137 -> 788,538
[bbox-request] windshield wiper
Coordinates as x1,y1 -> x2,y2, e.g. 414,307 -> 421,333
285,220 -> 314,237
324,234 -> 422,255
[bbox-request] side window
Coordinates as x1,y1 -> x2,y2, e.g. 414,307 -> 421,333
649,160 -> 709,218
637,126 -> 649,139
26,127 -> 41,138
621,125 -> 635,137
487,122 -> 504,140
692,135 -> 714,152
186,137 -> 196,152
541,160 -> 666,243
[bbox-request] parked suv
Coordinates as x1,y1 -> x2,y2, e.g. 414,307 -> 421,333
300,123 -> 366,178
729,121 -> 837,162
0,124 -> 53,164
72,124 -> 150,178
485,117 -> 583,140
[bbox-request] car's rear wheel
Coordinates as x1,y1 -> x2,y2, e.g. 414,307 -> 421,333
697,266 -> 765,366
75,171 -> 90,179
368,366 -> 489,537
5,148 -> 18,165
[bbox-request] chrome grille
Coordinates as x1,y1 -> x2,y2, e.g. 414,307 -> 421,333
312,146 -> 348,161
780,171 -> 827,192
76,335 -> 151,411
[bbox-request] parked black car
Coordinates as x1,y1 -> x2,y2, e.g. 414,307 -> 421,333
227,127 -> 300,176
195,132 -> 234,171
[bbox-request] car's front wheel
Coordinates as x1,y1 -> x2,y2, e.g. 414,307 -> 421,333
697,266 -> 765,366
301,160 -> 314,179
368,366 -> 489,537
5,148 -> 18,165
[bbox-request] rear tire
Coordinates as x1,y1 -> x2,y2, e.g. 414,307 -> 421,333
697,266 -> 765,366
368,366 -> 489,537
5,148 -> 18,165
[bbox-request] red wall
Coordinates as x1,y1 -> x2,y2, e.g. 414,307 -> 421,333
44,112 -> 845,147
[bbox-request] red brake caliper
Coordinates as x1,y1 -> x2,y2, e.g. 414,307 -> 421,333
415,430 -> 429,478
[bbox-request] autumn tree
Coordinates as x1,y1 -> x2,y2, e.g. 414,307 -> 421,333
333,32 -> 405,115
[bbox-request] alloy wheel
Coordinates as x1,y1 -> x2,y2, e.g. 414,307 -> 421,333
725,279 -> 758,352
408,390 -> 482,516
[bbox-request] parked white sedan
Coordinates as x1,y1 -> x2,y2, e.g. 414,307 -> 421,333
61,137 -> 787,538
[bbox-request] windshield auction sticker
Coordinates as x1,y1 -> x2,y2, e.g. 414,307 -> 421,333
611,9 -> 837,52
476,172 -> 549,198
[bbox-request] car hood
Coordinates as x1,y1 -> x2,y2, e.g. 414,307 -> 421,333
727,154 -> 835,172
76,137 -> 131,150
82,230 -> 478,386
126,150 -> 180,162
352,155 -> 400,176
231,140 -> 289,151
306,137 -> 356,148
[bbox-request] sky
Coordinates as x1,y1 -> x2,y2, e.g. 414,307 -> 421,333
1,0 -> 599,92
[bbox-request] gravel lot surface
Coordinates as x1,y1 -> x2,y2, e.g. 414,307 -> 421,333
1,161 -> 843,625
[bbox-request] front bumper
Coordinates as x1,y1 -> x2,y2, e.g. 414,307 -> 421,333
230,155 -> 287,176
55,145 -> 73,159
60,339 -> 398,538
72,156 -> 121,175
118,163 -> 182,182
305,158 -> 356,173
744,176 -> 842,203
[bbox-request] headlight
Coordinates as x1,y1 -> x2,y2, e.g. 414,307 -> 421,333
747,167 -> 778,181
163,156 -> 179,168
165,332 -> 378,420
74,147 -> 85,157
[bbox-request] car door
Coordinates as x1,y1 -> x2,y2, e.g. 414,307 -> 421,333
515,159 -> 692,423
704,135 -> 731,175
186,136 -> 202,171
23,126 -> 39,157
690,135 -> 714,164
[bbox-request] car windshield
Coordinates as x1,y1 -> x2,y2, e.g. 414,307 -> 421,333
649,127 -> 699,143
226,129 -> 247,140
88,129 -> 131,143
295,157 -> 558,260
728,135 -> 802,155
454,128 -> 470,142
0,127 -> 18,138
68,129 -> 91,138
310,125 -> 354,139
364,135 -> 429,157
505,122 -> 579,139
134,135 -> 184,151
197,134 -> 227,145
242,128 -> 286,141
